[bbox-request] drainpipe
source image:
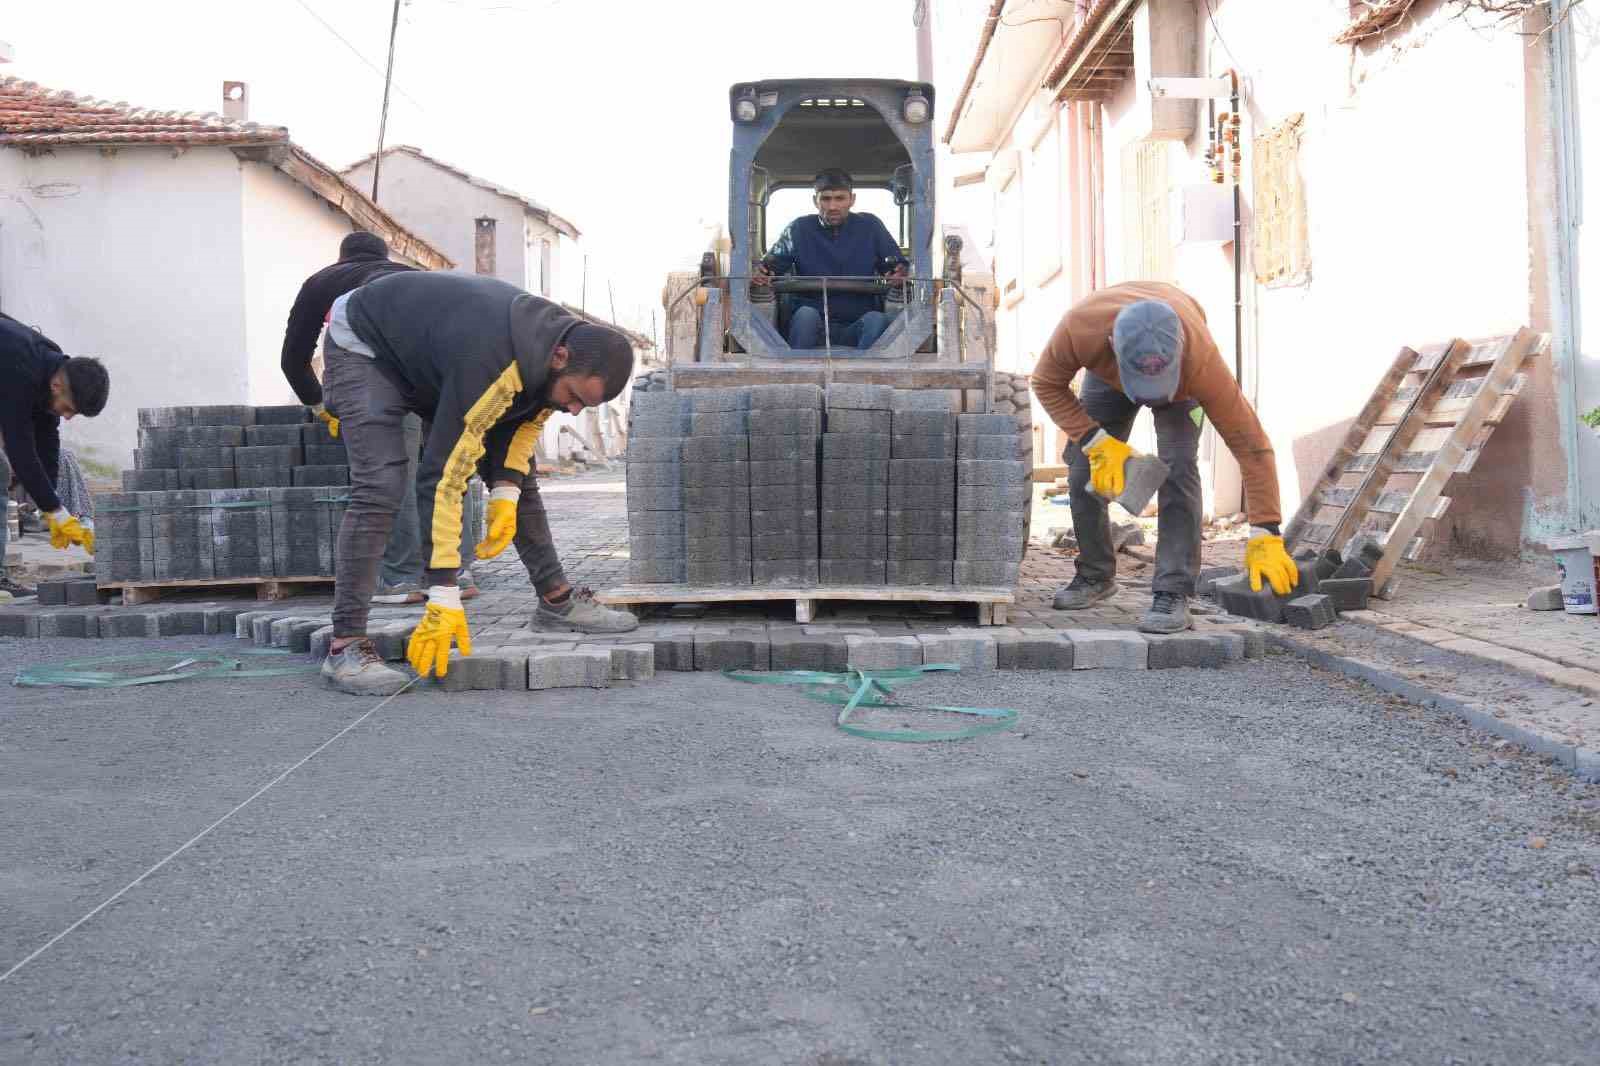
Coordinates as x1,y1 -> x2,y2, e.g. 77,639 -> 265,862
1550,2 -> 1587,526
1226,70 -> 1244,387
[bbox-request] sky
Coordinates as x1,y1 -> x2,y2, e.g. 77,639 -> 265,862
2,0 -> 921,342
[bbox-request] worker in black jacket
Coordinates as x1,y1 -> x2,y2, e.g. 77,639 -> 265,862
1,314 -> 109,596
318,271 -> 638,695
279,232 -> 481,605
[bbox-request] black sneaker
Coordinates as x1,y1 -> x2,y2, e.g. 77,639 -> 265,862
1052,576 -> 1120,610
0,576 -> 37,599
1138,591 -> 1192,634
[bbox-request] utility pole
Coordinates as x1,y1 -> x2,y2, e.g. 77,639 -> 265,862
913,0 -> 933,84
371,0 -> 403,202
580,255 -> 589,316
608,281 -> 618,327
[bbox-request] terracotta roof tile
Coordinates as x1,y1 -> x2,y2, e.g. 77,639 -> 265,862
0,76 -> 288,147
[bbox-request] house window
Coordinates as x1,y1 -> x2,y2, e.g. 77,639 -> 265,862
1253,113 -> 1309,287
1025,111 -> 1063,287
1121,139 -> 1173,283
996,172 -> 1024,306
540,239 -> 553,298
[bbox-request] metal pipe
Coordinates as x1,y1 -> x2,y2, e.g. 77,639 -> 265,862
1228,70 -> 1243,387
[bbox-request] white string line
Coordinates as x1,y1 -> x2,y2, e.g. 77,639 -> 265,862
0,676 -> 419,987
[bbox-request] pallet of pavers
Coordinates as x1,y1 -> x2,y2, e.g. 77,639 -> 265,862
605,383 -> 1028,625
97,403 -> 350,604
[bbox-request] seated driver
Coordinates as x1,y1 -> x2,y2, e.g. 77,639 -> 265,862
754,168 -> 908,349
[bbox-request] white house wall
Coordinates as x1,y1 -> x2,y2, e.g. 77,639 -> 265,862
344,151 -> 528,287
0,146 -> 248,472
239,161 -> 354,408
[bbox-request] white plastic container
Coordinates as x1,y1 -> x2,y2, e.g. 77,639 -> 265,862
1551,534 -> 1597,615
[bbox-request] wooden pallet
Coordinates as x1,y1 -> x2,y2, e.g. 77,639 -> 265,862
97,575 -> 335,606
1285,328 -> 1545,594
596,583 -> 1016,625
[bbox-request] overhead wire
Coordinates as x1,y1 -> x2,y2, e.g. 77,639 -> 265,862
285,0 -> 428,112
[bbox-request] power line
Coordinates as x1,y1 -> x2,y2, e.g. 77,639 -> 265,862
286,0 -> 428,112
1202,0 -> 1244,73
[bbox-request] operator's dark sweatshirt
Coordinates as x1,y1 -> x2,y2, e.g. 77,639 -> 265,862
0,313 -> 66,514
342,271 -> 580,578
763,212 -> 907,325
279,241 -> 414,405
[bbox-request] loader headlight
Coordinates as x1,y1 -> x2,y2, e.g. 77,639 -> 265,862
735,91 -> 759,123
903,90 -> 929,124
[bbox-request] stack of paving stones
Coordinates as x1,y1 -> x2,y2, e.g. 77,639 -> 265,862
687,388 -> 756,586
954,413 -> 1030,587
624,392 -> 690,583
96,404 -> 354,585
819,384 -> 889,585
748,384 -> 821,585
886,390 -> 957,585
1208,545 -> 1354,629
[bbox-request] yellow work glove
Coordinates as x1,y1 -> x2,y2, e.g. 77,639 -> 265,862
313,403 -> 340,439
474,486 -> 520,560
1083,429 -> 1133,499
406,585 -> 472,679
1245,528 -> 1301,596
47,509 -> 95,554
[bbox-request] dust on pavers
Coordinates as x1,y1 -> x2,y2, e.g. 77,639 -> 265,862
4,639 -> 1600,1063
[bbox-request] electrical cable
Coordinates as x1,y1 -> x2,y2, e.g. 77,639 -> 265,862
285,0 -> 428,112
1202,0 -> 1244,72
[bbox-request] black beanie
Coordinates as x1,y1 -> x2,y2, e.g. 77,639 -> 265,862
340,231 -> 389,260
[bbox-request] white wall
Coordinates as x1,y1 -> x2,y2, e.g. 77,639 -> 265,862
0,146 -> 248,471
345,151 -> 528,287
240,162 -> 355,407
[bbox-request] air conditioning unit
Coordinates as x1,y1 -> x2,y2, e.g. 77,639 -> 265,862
1170,183 -> 1235,246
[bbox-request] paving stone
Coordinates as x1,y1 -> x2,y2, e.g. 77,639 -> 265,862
527,648 -> 611,689
825,410 -> 891,435
822,434 -> 891,461
748,408 -> 823,436
890,434 -> 956,459
999,627 -> 1075,670
694,628 -> 771,671
1196,566 -> 1241,597
254,403 -> 311,425
885,508 -> 955,536
628,484 -> 686,511
300,422 -> 339,447
769,630 -> 850,671
686,560 -> 752,585
236,466 -> 294,489
122,469 -> 181,491
958,434 -> 1028,460
748,383 -> 823,408
1527,584 -> 1564,611
689,412 -> 750,437
630,391 -> 689,416
291,465 -> 349,487
679,510 -> 746,538
38,611 -> 95,638
918,632 -> 996,671
371,621 -> 417,661
885,560 -> 953,585
889,388 -> 955,412
627,437 -> 683,463
822,482 -> 889,509
752,532 -> 815,558
683,485 -> 751,512
647,627 -> 705,671
624,462 -> 682,489
748,459 -> 815,486
1213,575 -> 1287,623
686,387 -> 751,412
896,410 -> 960,435
681,435 -> 749,461
889,480 -> 959,509
1284,593 -> 1339,630
747,434 -> 819,461
436,650 -> 519,692
891,457 -> 957,482
845,634 -> 922,670
953,560 -> 1019,585
957,459 -> 1028,487
1344,534 -> 1385,570
686,535 -> 752,560
284,618 -> 326,651
1146,632 -> 1229,669
246,424 -> 306,446
752,558 -> 820,585
309,624 -> 336,660
681,461 -> 751,488
819,534 -> 886,560
629,412 -> 692,437
752,481 -> 820,510
303,445 -> 348,466
0,612 -> 41,637
628,510 -> 685,535
884,534 -> 954,559
825,383 -> 893,410
1065,629 -> 1149,670
628,559 -> 687,583
251,613 -> 279,645
956,413 -> 1015,435
1332,556 -> 1373,580
751,508 -> 817,535
818,509 -> 886,534
608,643 -> 656,681
820,559 -> 886,585
236,444 -> 303,468
95,611 -> 155,638
629,532 -> 686,559
158,609 -> 212,638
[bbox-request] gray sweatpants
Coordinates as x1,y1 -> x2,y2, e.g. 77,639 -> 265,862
322,338 -> 565,638
1065,372 -> 1203,597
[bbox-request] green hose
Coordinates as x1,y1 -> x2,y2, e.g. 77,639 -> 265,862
14,649 -> 317,689
722,664 -> 1019,742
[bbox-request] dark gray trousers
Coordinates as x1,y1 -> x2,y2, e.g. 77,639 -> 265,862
323,338 -> 564,637
1065,373 -> 1203,596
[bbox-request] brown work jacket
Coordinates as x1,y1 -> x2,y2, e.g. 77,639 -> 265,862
1031,281 -> 1283,527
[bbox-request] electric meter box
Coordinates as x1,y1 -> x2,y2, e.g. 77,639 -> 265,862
1171,183 -> 1235,245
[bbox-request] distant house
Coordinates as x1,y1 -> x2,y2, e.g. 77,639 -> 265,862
342,145 -> 578,300
0,77 -> 451,471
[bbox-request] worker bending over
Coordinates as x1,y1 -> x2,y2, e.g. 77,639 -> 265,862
1032,282 -> 1299,634
318,271 -> 637,695
1,313 -> 108,597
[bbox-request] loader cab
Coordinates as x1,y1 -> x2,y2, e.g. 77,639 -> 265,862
726,79 -> 936,359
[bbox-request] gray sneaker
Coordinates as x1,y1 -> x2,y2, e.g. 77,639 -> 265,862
1138,591 -> 1192,634
321,638 -> 412,696
1052,577 -> 1120,610
372,583 -> 425,605
533,586 -> 638,633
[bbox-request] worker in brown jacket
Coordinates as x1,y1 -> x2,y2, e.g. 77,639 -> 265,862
1031,282 -> 1299,633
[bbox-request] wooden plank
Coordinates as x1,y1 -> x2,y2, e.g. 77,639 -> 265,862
100,574 -> 335,605
597,583 -> 1013,625
1369,328 -> 1541,592
1283,346 -> 1417,551
1314,340 -> 1469,554
1031,464 -> 1069,483
670,363 -> 990,390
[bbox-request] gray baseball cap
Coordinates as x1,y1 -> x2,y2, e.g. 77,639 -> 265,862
1111,300 -> 1184,405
